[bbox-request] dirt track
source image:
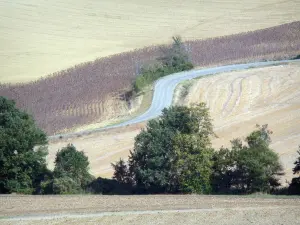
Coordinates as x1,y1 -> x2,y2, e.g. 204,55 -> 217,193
1,195 -> 300,225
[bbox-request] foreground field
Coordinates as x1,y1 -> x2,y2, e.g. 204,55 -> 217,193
1,0 -> 300,83
1,195 -> 300,225
48,62 -> 300,181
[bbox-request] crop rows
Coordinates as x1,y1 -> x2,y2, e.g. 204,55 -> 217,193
0,21 -> 299,135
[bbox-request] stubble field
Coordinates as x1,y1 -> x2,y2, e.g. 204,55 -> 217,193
1,0 -> 300,83
48,62 -> 300,182
1,195 -> 300,225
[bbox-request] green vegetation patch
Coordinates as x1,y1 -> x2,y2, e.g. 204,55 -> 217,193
133,36 -> 194,93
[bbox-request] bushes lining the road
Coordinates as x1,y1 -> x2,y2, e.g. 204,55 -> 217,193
133,36 -> 193,93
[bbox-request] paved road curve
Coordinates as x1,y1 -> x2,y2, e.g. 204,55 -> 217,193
49,59 -> 300,140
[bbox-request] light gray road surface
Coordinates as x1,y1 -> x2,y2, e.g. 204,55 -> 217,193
50,59 -> 300,140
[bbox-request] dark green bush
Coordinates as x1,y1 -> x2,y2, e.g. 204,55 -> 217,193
40,144 -> 94,194
133,36 -> 193,93
288,177 -> 300,195
288,146 -> 300,194
212,125 -> 283,194
54,144 -> 95,189
293,54 -> 300,59
52,176 -> 82,194
87,177 -> 133,195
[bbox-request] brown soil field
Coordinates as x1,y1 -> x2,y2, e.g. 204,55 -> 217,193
1,22 -> 300,135
48,62 -> 300,183
1,195 -> 300,225
1,0 -> 300,84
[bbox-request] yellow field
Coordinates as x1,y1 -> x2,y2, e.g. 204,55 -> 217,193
1,0 -> 300,83
48,62 -> 300,182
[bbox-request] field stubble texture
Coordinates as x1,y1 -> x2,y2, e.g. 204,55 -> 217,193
0,22 -> 300,135
1,195 -> 300,225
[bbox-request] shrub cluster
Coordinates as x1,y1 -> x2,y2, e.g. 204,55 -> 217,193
40,144 -> 94,194
133,36 -> 193,93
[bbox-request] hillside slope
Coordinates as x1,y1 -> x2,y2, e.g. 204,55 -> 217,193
1,22 -> 300,135
48,62 -> 300,181
1,0 -> 300,83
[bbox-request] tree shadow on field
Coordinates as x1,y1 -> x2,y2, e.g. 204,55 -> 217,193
87,177 -> 134,195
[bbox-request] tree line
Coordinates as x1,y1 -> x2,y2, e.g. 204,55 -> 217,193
1,97 -> 299,195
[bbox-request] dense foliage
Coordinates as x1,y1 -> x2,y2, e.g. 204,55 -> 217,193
112,108 -> 286,195
112,103 -> 214,193
212,125 -> 283,194
41,144 -> 94,194
288,147 -> 300,194
133,36 -> 193,93
1,96 -> 297,196
0,97 -> 48,194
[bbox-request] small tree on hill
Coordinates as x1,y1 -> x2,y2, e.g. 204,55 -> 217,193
133,36 -> 193,93
0,97 -> 48,194
158,36 -> 193,71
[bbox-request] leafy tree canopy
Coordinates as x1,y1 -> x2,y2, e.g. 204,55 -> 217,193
0,97 -> 48,194
53,144 -> 94,189
115,103 -> 214,193
288,146 -> 300,195
292,146 -> 300,175
212,124 -> 283,194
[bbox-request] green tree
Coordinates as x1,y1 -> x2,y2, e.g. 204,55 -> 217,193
0,97 -> 48,194
126,103 -> 214,193
293,146 -> 300,175
173,134 -> 214,193
211,146 -> 237,193
53,144 -> 94,189
212,125 -> 283,194
288,146 -> 300,194
111,158 -> 131,184
158,36 -> 193,70
133,36 -> 193,93
52,176 -> 82,194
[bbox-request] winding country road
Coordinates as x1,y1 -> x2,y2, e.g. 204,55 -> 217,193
50,59 -> 300,140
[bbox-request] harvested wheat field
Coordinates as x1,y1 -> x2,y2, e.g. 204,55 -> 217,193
1,0 -> 300,83
48,62 -> 300,182
1,195 -> 300,225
